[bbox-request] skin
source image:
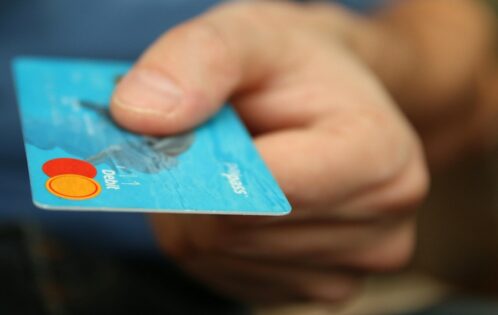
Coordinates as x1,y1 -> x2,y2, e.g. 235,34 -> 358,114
110,0 -> 498,304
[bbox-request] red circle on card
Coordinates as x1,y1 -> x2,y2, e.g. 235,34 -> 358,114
42,158 -> 97,178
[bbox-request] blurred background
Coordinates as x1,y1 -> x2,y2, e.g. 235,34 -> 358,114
2,0 -> 498,314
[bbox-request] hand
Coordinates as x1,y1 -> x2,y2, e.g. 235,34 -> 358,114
110,1 -> 429,303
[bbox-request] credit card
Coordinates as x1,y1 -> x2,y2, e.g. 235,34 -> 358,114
13,57 -> 291,215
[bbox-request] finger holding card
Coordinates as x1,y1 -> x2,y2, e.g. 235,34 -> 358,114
124,1 -> 428,304
14,57 -> 290,215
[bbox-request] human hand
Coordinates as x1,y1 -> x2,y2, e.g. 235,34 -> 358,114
110,1 -> 428,303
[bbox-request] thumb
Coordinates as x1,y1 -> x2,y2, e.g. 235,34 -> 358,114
111,3 -> 287,135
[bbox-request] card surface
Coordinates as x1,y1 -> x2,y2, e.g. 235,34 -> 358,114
13,57 -> 291,215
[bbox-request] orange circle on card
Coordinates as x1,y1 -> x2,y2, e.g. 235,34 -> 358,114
43,158 -> 97,178
46,174 -> 101,200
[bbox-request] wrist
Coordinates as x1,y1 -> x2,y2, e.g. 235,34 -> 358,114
322,0 -> 497,129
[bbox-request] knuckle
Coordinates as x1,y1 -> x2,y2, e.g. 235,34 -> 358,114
351,108 -> 413,185
353,222 -> 416,272
398,160 -> 429,209
338,108 -> 429,216
376,243 -> 414,271
378,153 -> 430,215
369,225 -> 415,271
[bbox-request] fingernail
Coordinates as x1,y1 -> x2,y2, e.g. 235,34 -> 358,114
113,69 -> 183,115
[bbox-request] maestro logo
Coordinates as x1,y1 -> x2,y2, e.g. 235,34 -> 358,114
42,158 -> 101,200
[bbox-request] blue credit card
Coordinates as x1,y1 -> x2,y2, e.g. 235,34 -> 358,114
13,57 -> 291,215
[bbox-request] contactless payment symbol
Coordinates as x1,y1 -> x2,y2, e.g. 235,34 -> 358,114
42,158 -> 101,200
